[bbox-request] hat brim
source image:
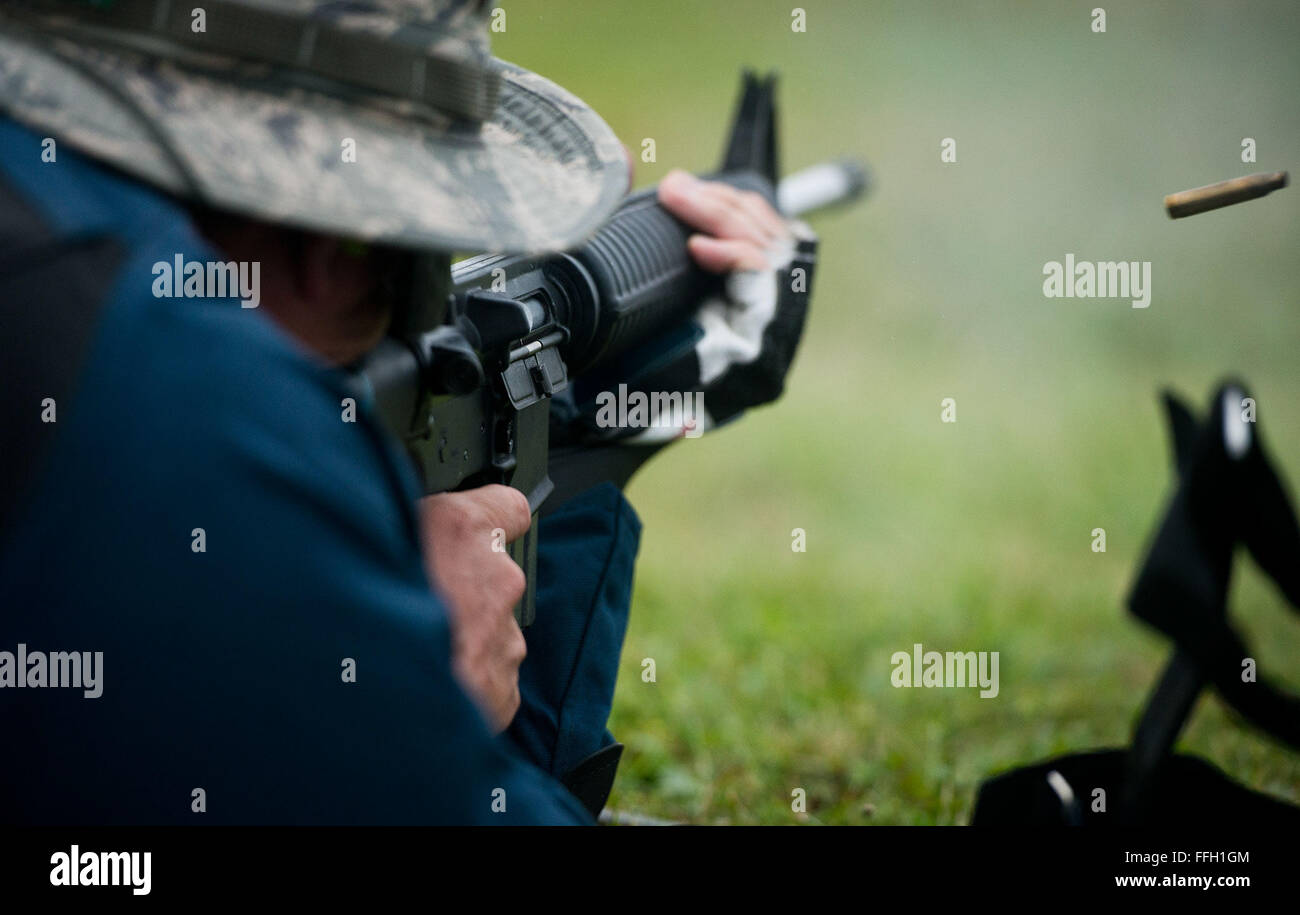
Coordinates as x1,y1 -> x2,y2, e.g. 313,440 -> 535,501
0,27 -> 629,253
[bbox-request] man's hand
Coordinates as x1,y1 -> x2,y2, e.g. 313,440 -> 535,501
657,169 -> 793,271
614,168 -> 817,434
419,484 -> 532,733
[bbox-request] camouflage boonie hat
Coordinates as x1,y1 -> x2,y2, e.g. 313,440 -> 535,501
0,0 -> 630,253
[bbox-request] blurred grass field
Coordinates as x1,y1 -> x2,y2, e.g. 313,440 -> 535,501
497,0 -> 1300,824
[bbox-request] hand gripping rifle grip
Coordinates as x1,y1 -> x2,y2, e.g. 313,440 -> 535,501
565,171 -> 776,375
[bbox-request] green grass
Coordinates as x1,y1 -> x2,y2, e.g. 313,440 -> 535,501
496,0 -> 1300,823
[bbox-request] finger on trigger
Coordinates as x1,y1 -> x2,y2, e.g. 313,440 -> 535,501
480,484 -> 533,542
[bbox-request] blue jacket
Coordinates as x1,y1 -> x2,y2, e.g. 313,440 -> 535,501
0,117 -> 640,824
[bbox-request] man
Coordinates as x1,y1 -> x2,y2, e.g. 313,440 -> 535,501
0,0 -> 806,823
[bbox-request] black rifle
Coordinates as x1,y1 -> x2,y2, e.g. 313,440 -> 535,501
353,72 -> 868,625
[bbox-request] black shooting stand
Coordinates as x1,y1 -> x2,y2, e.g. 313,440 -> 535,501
972,381 -> 1300,826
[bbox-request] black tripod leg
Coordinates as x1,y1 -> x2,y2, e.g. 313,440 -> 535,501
1123,649 -> 1204,821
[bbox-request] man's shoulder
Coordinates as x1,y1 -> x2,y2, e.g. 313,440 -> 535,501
0,115 -> 191,244
0,112 -> 422,564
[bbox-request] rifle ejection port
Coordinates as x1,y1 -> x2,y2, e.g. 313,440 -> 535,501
501,343 -> 568,409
